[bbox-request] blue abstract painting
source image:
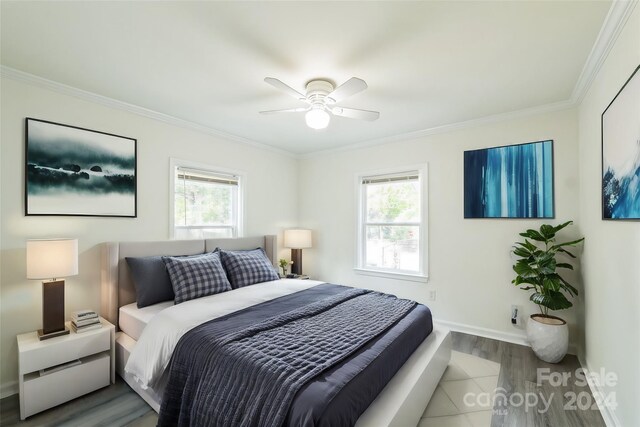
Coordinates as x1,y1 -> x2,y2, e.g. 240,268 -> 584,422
602,65 -> 640,220
464,140 -> 554,218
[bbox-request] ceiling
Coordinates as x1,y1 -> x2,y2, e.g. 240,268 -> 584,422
1,1 -> 611,155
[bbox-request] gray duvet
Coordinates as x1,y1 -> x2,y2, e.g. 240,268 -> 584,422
158,286 -> 417,427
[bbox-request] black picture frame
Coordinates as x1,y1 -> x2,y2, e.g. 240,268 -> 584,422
25,118 -> 137,217
601,64 -> 640,221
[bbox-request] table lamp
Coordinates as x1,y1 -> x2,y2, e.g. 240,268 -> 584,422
284,229 -> 312,276
26,238 -> 78,340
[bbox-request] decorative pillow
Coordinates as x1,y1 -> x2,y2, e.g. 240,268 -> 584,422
162,251 -> 231,304
218,248 -> 280,289
126,256 -> 175,308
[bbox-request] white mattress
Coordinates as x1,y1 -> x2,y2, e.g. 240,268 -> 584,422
119,301 -> 173,341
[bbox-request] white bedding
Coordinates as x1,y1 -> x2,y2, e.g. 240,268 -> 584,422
119,301 -> 173,341
125,279 -> 322,389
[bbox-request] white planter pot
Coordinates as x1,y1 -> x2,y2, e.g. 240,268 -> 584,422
526,314 -> 568,363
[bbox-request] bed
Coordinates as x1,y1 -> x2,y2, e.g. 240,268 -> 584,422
101,235 -> 451,426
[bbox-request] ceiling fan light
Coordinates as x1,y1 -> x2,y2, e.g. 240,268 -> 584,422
305,108 -> 330,130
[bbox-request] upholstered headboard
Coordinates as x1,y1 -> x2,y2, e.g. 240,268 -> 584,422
100,235 -> 278,327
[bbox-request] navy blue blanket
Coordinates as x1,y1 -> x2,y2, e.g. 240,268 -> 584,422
158,284 -> 433,426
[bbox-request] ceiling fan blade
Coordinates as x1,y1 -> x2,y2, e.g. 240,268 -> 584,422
264,77 -> 306,101
331,107 -> 380,121
326,77 -> 368,103
259,107 -> 308,114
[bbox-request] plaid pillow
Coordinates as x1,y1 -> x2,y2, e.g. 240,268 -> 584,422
162,252 -> 231,304
218,248 -> 280,289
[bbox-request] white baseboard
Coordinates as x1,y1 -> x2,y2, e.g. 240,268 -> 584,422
434,319 -> 578,355
578,356 -> 621,427
434,319 -> 529,346
0,380 -> 18,399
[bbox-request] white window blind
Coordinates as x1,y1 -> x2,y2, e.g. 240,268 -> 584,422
176,167 -> 239,186
361,172 -> 419,185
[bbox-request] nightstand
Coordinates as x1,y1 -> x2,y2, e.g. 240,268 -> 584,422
17,317 -> 115,420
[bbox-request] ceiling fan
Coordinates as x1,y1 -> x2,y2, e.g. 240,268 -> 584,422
260,77 -> 380,130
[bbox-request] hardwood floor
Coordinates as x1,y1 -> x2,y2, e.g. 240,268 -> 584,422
451,332 -> 606,427
0,379 -> 154,427
0,331 -> 607,426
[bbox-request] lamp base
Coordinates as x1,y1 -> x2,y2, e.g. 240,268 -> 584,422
37,327 -> 70,341
41,279 -> 66,339
291,249 -> 303,275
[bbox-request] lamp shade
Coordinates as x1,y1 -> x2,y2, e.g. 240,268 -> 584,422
26,239 -> 78,280
284,229 -> 312,249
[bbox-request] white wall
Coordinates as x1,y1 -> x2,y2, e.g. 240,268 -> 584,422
0,77 -> 299,393
577,5 -> 639,427
298,109 -> 583,345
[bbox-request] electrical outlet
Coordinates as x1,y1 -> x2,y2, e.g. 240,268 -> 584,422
427,290 -> 436,301
511,304 -> 521,327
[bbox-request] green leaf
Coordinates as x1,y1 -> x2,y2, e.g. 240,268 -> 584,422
515,240 -> 538,251
552,238 -> 585,250
537,256 -> 557,275
535,251 -> 555,264
543,276 -> 561,292
557,248 -> 576,258
556,263 -> 574,270
513,261 -> 537,278
530,290 -> 572,310
539,224 -> 556,240
557,275 -> 579,297
552,221 -> 573,234
512,248 -> 532,259
520,229 -> 546,242
513,275 -> 538,287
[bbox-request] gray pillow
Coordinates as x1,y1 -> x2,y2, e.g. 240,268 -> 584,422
162,251 -> 232,304
126,256 -> 175,308
218,248 -> 280,289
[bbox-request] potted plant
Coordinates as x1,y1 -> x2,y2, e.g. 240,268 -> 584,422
512,221 -> 584,363
278,258 -> 289,277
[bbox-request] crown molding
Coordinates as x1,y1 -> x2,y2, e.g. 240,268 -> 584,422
571,0 -> 638,104
0,66 -> 296,159
299,99 -> 575,159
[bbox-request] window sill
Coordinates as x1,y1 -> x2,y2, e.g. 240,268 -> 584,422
353,268 -> 429,283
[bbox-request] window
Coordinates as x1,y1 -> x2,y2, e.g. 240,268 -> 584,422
171,160 -> 243,240
356,167 -> 427,280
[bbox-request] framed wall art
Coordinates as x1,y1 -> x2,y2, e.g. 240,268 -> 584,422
602,65 -> 640,220
25,118 -> 137,217
464,140 -> 554,219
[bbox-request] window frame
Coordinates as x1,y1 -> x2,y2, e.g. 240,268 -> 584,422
355,164 -> 429,283
169,158 -> 245,240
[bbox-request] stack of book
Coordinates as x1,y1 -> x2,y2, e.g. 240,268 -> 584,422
71,310 -> 102,333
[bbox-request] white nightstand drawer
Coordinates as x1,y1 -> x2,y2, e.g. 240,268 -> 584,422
19,327 -> 110,374
17,317 -> 115,420
23,353 -> 110,418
